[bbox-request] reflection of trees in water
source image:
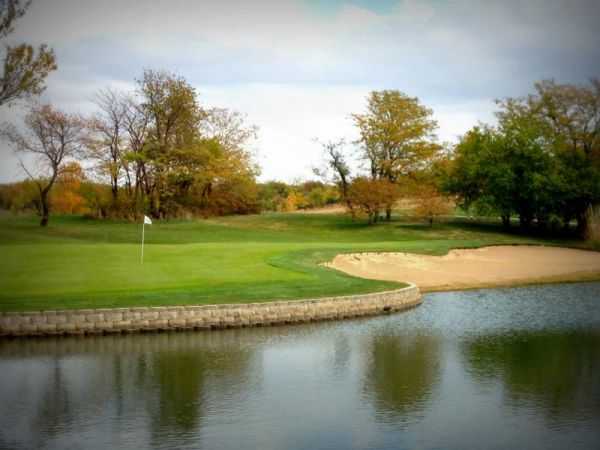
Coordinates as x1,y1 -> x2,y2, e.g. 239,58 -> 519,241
332,334 -> 351,377
146,346 -> 252,436
463,330 -> 600,420
34,359 -> 74,434
363,334 -> 441,422
0,331 -> 258,449
125,333 -> 258,446
148,350 -> 210,432
2,354 -> 117,449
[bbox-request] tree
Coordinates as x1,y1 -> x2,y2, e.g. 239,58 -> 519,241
346,177 -> 400,224
121,93 -> 150,209
527,79 -> 600,235
85,88 -> 128,204
314,139 -> 351,202
442,80 -> 600,234
413,184 -> 453,227
440,127 -> 491,213
488,80 -> 600,234
196,106 -> 259,213
1,104 -> 85,225
353,90 -> 440,220
258,181 -> 290,211
0,69 -> 261,221
201,107 -> 258,154
50,161 -> 86,214
0,178 -> 37,211
0,0 -> 57,106
132,69 -> 259,218
444,121 -> 557,230
137,69 -> 205,217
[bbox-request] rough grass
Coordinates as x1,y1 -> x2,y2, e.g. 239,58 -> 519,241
0,212 -> 590,312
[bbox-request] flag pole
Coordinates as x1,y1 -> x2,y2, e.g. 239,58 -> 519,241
141,220 -> 145,264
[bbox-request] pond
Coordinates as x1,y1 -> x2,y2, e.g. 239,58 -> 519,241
1,283 -> 599,450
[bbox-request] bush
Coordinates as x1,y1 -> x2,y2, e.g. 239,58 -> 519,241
347,177 -> 400,224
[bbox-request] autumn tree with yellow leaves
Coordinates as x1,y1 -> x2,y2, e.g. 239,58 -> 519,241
353,90 -> 441,220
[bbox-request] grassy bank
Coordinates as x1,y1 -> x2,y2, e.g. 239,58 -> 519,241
0,212 -> 589,312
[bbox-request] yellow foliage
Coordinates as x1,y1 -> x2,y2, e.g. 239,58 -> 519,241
50,162 -> 88,214
413,186 -> 453,226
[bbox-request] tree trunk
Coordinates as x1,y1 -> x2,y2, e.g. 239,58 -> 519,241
340,174 -> 348,200
575,208 -> 590,238
385,207 -> 392,221
111,179 -> 118,204
501,214 -> 510,229
40,190 -> 50,227
150,192 -> 160,219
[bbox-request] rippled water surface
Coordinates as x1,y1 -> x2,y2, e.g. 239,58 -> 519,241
1,282 -> 600,450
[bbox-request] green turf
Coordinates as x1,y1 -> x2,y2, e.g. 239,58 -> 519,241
0,212 -> 590,312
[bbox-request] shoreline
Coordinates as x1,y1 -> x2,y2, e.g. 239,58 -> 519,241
418,273 -> 600,293
0,284 -> 422,338
4,244 -> 600,337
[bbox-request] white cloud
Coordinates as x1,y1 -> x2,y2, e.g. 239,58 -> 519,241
1,0 -> 598,183
184,83 -> 368,182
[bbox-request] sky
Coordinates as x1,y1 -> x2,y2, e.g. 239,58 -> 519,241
1,0 -> 599,183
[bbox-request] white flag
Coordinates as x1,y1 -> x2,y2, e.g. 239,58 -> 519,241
144,215 -> 152,225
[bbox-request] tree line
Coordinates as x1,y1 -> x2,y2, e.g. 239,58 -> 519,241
442,79 -> 600,236
0,2 -> 598,236
317,81 -> 599,236
1,69 -> 261,225
0,2 -> 266,226
0,175 -> 342,217
316,90 -> 450,226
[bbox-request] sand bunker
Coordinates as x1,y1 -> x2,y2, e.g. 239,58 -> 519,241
327,246 -> 600,291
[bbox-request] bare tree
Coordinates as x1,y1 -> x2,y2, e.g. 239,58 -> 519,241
200,107 -> 257,153
1,104 -> 85,225
85,88 -> 128,203
314,139 -> 351,200
0,0 -> 57,106
122,94 -> 150,204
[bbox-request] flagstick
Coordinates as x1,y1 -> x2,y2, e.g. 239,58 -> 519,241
141,221 -> 145,264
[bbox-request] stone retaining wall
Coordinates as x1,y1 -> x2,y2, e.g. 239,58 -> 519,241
0,284 -> 421,338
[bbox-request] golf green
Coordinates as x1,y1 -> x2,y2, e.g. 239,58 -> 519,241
0,212 -> 581,311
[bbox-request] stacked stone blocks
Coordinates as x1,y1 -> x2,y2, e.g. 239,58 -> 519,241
0,284 -> 421,338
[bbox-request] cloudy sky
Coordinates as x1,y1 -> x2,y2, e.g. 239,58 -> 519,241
1,0 -> 599,182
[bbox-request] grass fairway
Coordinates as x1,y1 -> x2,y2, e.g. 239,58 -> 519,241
0,212 -> 587,312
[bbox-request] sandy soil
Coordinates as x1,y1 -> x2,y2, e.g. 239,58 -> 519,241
294,205 -> 347,214
326,246 -> 600,291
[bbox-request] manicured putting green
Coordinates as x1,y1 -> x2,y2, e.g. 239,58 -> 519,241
0,212 -> 571,311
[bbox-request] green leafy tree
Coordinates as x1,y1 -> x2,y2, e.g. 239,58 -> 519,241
443,79 -> 600,235
528,79 -> 600,235
444,122 -> 557,230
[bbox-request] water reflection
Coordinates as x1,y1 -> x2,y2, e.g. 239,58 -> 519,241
463,330 -> 600,421
363,333 -> 441,423
145,342 -> 254,445
0,331 -> 258,450
1,283 -> 600,450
